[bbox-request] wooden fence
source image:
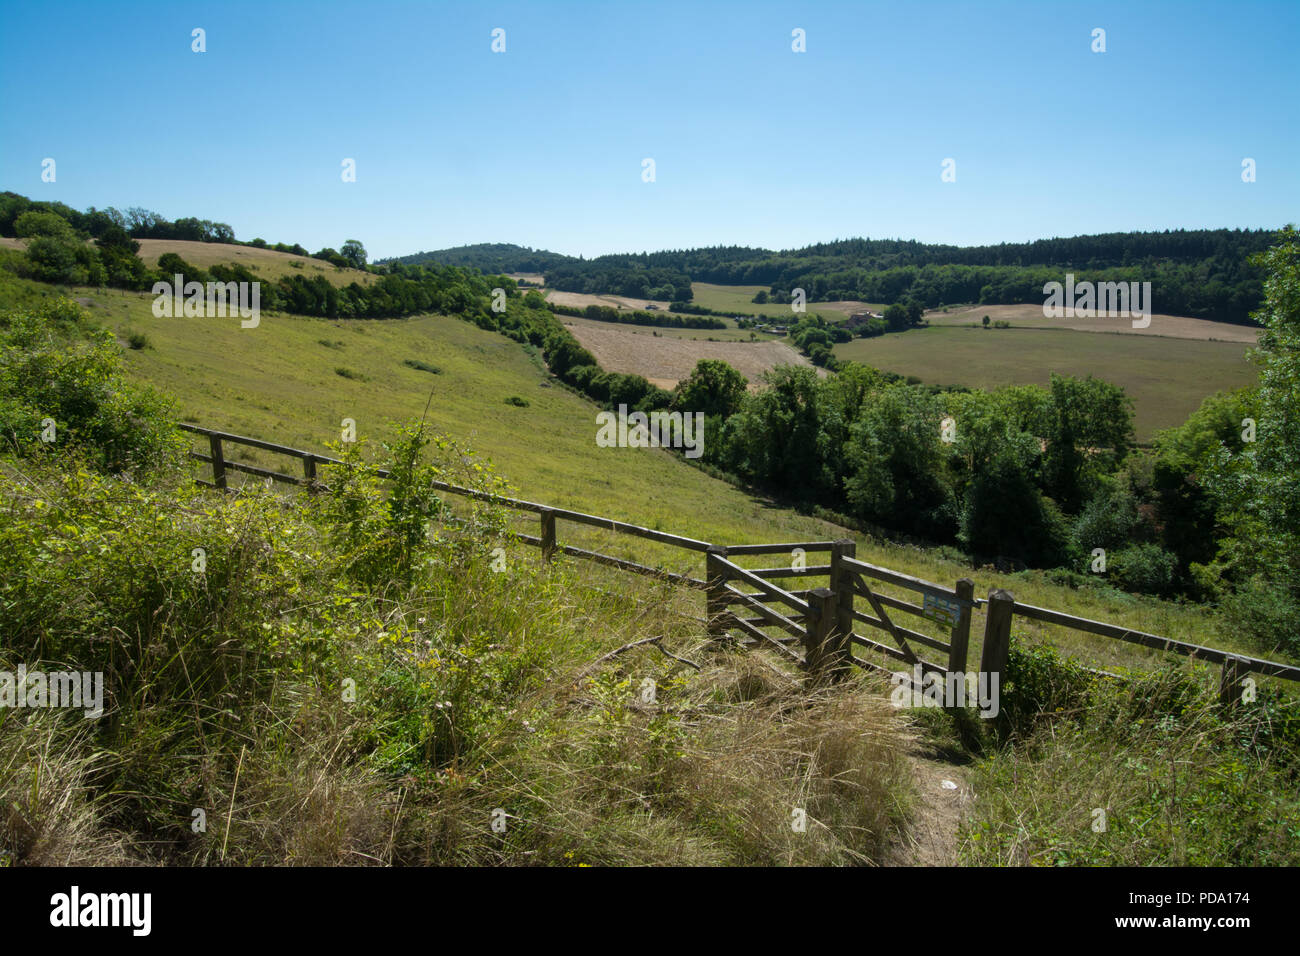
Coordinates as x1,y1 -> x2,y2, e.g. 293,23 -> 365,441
180,423 -> 1300,703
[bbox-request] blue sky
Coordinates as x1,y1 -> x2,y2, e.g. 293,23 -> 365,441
1,0 -> 1295,260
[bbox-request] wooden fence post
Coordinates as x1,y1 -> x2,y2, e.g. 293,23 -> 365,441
979,589 -> 1015,686
831,539 -> 856,667
302,454 -> 318,494
208,434 -> 227,490
1219,655 -> 1250,709
539,508 -> 556,561
805,588 -> 840,679
948,578 -> 975,674
705,546 -> 729,643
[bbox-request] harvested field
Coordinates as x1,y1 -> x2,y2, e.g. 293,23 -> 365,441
563,319 -> 817,390
926,303 -> 1258,344
691,282 -> 884,321
546,289 -> 671,312
560,312 -> 778,343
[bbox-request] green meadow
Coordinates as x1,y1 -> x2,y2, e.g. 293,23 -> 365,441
834,325 -> 1258,441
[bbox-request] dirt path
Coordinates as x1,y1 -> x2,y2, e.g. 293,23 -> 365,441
888,751 -> 973,866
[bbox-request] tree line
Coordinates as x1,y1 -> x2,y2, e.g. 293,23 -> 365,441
0,191 -> 369,274
547,300 -> 725,329
402,228 -> 1276,325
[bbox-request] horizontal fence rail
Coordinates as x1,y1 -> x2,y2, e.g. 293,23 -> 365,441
1008,599 -> 1300,703
178,422 -> 1300,700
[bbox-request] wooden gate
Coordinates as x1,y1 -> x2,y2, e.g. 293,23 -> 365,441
703,540 -> 979,685
836,555 -> 977,680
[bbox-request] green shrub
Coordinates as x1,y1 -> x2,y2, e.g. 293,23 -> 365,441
1070,481 -> 1143,568
1108,543 -> 1178,597
403,358 -> 441,374
318,423 -> 509,589
1045,567 -> 1088,589
996,642 -> 1095,742
504,395 -> 529,407
126,331 -> 149,350
0,298 -> 184,476
1219,576 -> 1300,657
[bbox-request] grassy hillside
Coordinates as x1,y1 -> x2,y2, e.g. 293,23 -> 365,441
0,236 -> 376,289
133,239 -> 377,288
81,287 -> 839,555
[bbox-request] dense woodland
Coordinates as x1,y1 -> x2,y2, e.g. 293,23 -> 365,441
381,241 -> 574,275
405,229 -> 1275,325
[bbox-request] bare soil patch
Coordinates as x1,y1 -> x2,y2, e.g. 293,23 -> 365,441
886,753 -> 972,866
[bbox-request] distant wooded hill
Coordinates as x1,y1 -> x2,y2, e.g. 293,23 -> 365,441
381,243 -> 574,274
389,228 -> 1281,325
